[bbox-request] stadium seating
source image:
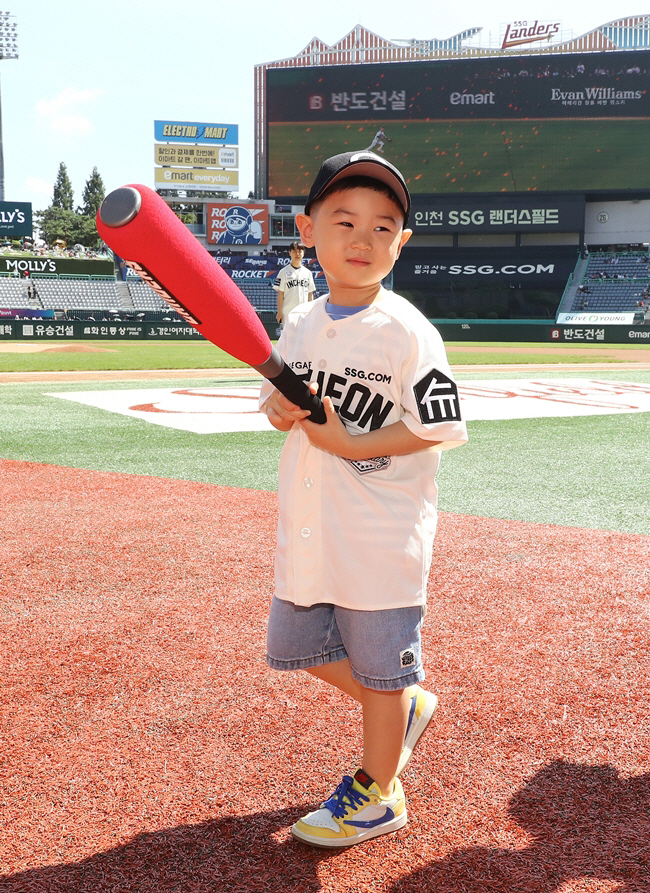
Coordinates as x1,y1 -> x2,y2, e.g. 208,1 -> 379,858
34,277 -> 122,311
0,277 -> 28,304
571,251 -> 650,313
128,279 -> 169,312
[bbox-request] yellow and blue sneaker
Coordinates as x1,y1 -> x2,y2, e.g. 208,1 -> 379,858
291,769 -> 407,848
396,687 -> 439,776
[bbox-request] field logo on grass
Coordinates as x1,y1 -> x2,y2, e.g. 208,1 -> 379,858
47,379 -> 650,435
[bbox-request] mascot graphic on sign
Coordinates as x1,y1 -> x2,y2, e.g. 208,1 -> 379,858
217,206 -> 263,244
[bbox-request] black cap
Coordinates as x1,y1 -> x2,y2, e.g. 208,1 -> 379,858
304,151 -> 410,224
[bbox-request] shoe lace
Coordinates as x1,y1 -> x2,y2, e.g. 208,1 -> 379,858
323,775 -> 369,818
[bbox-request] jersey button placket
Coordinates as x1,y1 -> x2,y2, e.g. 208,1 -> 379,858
292,444 -> 323,600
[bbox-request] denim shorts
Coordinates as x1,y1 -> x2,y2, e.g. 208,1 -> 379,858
266,596 -> 426,691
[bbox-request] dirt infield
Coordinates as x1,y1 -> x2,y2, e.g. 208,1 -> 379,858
1,459 -> 647,892
0,343 -> 117,353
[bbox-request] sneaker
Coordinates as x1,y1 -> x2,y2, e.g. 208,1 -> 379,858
291,769 -> 407,848
396,687 -> 439,776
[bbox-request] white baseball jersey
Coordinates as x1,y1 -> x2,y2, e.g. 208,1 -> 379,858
259,291 -> 468,612
273,263 -> 315,317
367,129 -> 386,151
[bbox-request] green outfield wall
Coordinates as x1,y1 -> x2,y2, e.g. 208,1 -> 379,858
0,319 -> 649,344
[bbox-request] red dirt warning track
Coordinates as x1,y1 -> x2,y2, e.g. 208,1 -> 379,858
0,460 -> 648,893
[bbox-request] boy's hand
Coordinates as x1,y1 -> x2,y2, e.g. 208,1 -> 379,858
266,388 -> 312,431
298,384 -> 354,456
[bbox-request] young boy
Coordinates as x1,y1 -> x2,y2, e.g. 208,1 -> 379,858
259,151 -> 468,848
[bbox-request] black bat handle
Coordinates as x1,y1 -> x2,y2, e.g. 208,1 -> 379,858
255,347 -> 326,424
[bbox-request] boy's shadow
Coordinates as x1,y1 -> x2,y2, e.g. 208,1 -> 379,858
0,805 -> 334,893
393,760 -> 650,893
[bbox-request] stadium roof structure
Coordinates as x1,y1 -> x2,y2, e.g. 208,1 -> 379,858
259,16 -> 650,69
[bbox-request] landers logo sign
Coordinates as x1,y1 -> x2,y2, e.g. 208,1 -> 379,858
502,20 -> 561,50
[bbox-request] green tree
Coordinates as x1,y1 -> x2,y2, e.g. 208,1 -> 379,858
35,207 -> 81,245
52,162 -> 74,210
36,164 -> 106,247
79,167 -> 105,217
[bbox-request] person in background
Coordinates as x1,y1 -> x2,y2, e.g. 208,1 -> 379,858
273,241 -> 316,326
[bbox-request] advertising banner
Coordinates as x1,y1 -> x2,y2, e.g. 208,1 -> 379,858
2,319 -> 646,343
0,307 -> 55,318
267,51 -> 650,122
206,202 -> 269,245
394,246 -> 579,287
0,202 -> 32,238
411,195 -> 585,234
155,144 -> 239,169
213,252 -> 325,280
154,120 -> 238,145
154,168 -> 238,191
266,49 -> 650,196
0,256 -> 114,277
556,312 -> 636,325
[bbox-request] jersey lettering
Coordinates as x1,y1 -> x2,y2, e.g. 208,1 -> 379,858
306,370 -> 395,432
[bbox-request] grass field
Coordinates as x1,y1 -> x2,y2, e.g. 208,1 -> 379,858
1,341 -> 648,534
268,119 -> 650,195
0,339 -> 646,372
0,341 -> 246,373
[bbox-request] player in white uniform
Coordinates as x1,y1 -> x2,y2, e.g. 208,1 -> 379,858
273,241 -> 315,325
260,151 -> 468,848
365,125 -> 391,154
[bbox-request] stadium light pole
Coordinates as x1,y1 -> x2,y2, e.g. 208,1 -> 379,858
0,11 -> 18,202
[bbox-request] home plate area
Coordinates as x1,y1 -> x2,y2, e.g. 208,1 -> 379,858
47,378 -> 650,435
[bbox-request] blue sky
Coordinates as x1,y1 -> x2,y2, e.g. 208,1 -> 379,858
4,0 -> 639,211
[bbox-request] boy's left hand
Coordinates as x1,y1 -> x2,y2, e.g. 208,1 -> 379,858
298,383 -> 354,457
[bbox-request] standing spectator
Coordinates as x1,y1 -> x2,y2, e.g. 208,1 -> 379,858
273,241 -> 316,326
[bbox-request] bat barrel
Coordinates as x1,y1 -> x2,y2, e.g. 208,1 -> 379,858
96,183 -> 326,423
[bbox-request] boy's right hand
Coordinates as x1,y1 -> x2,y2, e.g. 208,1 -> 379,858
265,388 -> 312,432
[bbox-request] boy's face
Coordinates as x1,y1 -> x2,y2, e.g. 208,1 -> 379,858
296,186 -> 411,301
289,246 -> 305,266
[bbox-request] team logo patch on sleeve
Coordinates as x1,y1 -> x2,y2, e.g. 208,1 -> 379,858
413,369 -> 461,424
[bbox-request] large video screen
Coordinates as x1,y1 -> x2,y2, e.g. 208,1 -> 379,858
266,50 -> 650,198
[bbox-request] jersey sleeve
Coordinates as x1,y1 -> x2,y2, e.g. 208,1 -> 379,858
399,321 -> 468,450
272,267 -> 285,292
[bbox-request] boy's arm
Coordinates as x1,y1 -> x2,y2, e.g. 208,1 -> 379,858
276,289 -> 284,323
300,395 -> 437,458
264,385 -> 437,456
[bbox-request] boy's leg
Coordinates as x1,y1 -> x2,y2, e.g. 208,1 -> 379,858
292,605 -> 430,848
360,686 -> 410,795
306,660 -> 363,701
308,662 -> 411,795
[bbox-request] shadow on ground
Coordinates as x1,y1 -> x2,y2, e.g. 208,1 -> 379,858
392,761 -> 650,893
0,804 -> 338,893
